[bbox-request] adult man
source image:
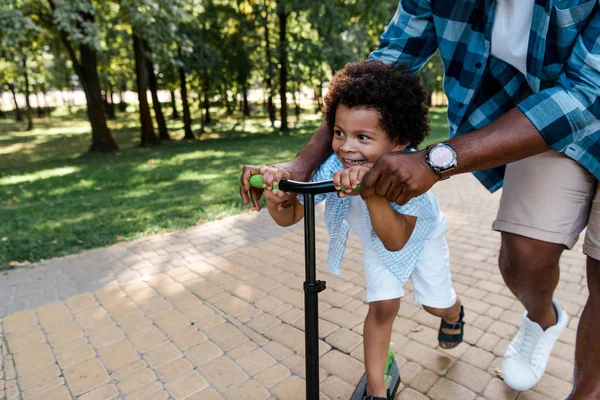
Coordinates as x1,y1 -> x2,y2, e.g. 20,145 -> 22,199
241,1 -> 600,398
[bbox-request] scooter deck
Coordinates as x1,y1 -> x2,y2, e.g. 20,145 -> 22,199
350,361 -> 401,400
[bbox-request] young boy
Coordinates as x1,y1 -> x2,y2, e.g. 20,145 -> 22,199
258,61 -> 464,400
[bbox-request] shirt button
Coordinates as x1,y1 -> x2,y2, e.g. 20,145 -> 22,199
475,62 -> 482,68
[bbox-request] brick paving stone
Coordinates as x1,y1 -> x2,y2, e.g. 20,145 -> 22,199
255,364 -> 291,388
397,341 -> 454,375
6,329 -> 46,353
13,343 -> 54,376
428,377 -> 476,400
461,346 -> 496,370
109,359 -> 147,382
397,388 -> 430,400
56,343 -> 96,369
320,349 -> 364,385
408,369 -> 438,393
185,340 -> 223,366
225,379 -> 270,400
482,377 -> 518,400
79,384 -> 119,400
125,381 -> 163,400
98,340 -> 140,372
143,343 -> 182,369
325,327 -> 362,353
236,349 -> 276,376
197,356 -> 248,393
17,364 -> 61,390
116,368 -> 157,394
165,370 -> 208,400
63,358 -> 110,396
447,360 -> 492,392
21,376 -> 65,399
156,358 -> 194,382
129,325 -> 169,353
189,388 -> 226,400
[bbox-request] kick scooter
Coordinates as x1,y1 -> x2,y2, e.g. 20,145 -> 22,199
244,174 -> 401,400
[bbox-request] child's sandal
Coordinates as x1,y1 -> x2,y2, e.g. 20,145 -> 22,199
437,305 -> 465,347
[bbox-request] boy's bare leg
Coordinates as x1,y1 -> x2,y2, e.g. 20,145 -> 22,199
364,298 -> 401,397
422,297 -> 463,349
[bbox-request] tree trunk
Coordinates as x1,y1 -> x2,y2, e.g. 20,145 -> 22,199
242,87 -> 250,117
79,43 -> 119,152
179,64 -> 194,139
277,10 -> 289,132
48,0 -> 118,152
294,89 -> 300,119
169,89 -> 179,119
132,32 -> 157,146
35,92 -> 44,117
22,58 -> 33,131
42,91 -> 49,114
145,49 -> 170,141
119,82 -> 127,112
8,82 -> 23,121
203,91 -> 211,125
223,86 -> 232,115
264,3 -> 276,127
107,82 -> 116,119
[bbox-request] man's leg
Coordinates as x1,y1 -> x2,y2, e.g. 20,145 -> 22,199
568,260 -> 600,399
499,233 -> 563,329
492,150 -> 594,390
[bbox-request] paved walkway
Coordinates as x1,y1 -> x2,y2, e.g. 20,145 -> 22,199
0,175 -> 586,400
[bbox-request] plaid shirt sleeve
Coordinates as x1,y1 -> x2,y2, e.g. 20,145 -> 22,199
518,8 -> 600,153
367,0 -> 439,74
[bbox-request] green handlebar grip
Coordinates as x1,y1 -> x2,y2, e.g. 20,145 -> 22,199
242,173 -> 361,192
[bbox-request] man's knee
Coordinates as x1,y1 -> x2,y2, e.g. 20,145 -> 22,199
499,232 -> 564,273
587,257 -> 600,297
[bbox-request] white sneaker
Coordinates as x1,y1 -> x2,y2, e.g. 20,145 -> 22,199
502,298 -> 568,391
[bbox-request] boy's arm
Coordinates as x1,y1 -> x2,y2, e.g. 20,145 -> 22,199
365,196 -> 416,252
266,197 -> 304,227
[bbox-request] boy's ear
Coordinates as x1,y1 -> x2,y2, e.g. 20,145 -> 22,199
391,139 -> 410,152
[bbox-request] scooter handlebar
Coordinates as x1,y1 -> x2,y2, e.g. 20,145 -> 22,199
244,174 -> 361,194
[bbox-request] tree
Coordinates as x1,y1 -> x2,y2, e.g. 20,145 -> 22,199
33,0 -> 120,151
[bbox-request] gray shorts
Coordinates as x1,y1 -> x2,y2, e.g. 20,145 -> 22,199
493,150 -> 600,260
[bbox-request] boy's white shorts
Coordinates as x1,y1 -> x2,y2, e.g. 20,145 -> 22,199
365,216 -> 457,308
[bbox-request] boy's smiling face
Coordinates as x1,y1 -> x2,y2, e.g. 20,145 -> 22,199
332,104 -> 406,169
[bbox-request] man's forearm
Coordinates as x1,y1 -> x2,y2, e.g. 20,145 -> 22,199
278,122 -> 332,181
449,108 -> 550,174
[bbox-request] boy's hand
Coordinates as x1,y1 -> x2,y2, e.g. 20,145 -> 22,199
333,165 -> 371,198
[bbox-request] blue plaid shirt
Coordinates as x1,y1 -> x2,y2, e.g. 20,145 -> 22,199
369,0 -> 600,192
300,154 -> 440,282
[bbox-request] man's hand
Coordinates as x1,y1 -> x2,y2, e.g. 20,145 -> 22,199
361,150 -> 440,205
240,164 -> 296,211
240,165 -> 266,211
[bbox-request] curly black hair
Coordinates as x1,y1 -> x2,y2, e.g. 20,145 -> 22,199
323,61 -> 429,149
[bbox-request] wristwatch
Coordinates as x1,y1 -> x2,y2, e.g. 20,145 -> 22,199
425,142 -> 457,180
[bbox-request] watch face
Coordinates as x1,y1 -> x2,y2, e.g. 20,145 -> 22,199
430,145 -> 455,169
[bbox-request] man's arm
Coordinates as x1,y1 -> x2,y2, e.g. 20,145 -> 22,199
363,8 -> 600,205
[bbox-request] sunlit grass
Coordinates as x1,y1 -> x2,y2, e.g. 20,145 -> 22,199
0,105 -> 449,269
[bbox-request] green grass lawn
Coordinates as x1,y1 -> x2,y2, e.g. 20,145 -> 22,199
0,105 -> 449,269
